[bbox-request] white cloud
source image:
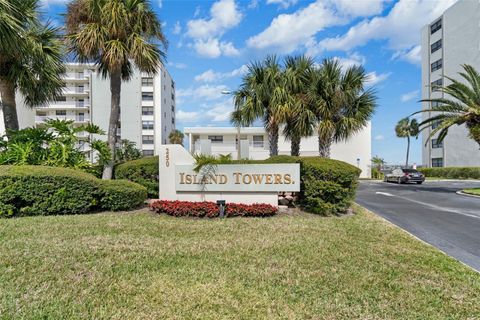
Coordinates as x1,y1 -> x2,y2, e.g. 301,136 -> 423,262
401,90 -> 419,102
366,71 -> 391,86
248,0 -> 388,54
158,0 -> 162,8
186,0 -> 242,39
374,134 -> 385,141
204,101 -> 233,122
177,84 -> 229,101
167,62 -> 187,69
176,110 -> 199,121
313,0 -> 457,61
394,45 -> 421,65
186,0 -> 242,58
266,0 -> 298,9
195,65 -> 247,82
248,0 -> 259,9
334,52 -> 366,69
172,21 -> 181,35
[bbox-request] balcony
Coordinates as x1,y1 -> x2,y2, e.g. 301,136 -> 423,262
62,86 -> 90,97
36,100 -> 90,110
35,115 -> 90,124
63,72 -> 90,83
193,140 -> 269,160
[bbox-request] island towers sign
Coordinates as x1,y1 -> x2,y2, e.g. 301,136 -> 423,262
158,145 -> 300,206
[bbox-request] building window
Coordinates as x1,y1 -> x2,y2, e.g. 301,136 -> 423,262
164,125 -> 166,132
142,92 -> 154,101
171,93 -> 175,100
431,157 -> 443,167
431,78 -> 443,92
430,39 -> 442,54
141,77 -> 154,86
163,85 -> 166,90
56,110 -> 66,116
171,105 -> 175,112
77,85 -> 84,93
431,139 -> 443,148
208,135 -> 223,143
56,96 -> 66,102
164,112 -> 166,118
171,81 -> 175,89
142,135 -> 154,144
252,135 -> 264,148
142,121 -> 154,130
142,106 -> 154,115
163,98 -> 166,104
142,150 -> 154,156
171,118 -> 175,124
431,59 -> 442,72
430,19 -> 442,34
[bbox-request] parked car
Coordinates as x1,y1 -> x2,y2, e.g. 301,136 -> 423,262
384,168 -> 425,184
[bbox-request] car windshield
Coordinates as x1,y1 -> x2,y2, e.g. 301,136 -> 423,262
402,169 -> 419,173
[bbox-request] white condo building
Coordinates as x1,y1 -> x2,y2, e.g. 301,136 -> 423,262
421,0 -> 480,167
184,124 -> 371,178
0,63 -> 176,158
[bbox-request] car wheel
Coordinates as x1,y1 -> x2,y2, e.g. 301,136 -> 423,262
416,181 -> 423,184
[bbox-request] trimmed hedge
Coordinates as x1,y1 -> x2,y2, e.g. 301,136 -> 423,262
118,155 -> 361,216
115,156 -> 159,198
0,166 -> 147,217
420,167 -> 480,180
150,200 -> 277,218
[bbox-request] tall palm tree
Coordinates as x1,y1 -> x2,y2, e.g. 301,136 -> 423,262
415,64 -> 480,147
309,59 -> 377,158
395,117 -> 419,167
232,56 -> 286,156
168,129 -> 184,145
282,55 -> 316,156
0,0 -> 64,132
66,0 -> 167,179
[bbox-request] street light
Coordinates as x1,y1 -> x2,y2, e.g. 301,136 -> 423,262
221,90 -> 241,160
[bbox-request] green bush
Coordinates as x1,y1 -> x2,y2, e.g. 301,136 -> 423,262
420,167 -> 480,179
0,165 -> 147,217
115,156 -> 159,198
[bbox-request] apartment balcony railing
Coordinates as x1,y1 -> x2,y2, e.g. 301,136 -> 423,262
62,87 -> 90,96
36,100 -> 90,109
193,140 -> 269,160
35,115 -> 90,123
63,71 -> 90,82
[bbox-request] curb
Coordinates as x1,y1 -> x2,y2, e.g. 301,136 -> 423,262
456,190 -> 480,199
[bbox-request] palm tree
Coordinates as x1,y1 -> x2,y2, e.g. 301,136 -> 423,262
282,55 -> 317,156
371,155 -> 386,179
416,64 -> 480,147
232,56 -> 286,156
0,0 -> 64,132
395,117 -> 419,167
168,129 -> 184,145
66,0 -> 167,179
309,59 -> 377,158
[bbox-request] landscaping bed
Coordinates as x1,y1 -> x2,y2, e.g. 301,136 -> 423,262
0,206 -> 478,319
462,188 -> 480,196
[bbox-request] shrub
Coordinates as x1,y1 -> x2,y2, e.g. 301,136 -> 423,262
115,156 -> 159,198
0,165 -> 147,217
420,167 -> 480,179
149,200 -> 277,218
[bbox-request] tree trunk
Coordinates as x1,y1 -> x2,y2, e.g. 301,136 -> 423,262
290,135 -> 300,156
102,70 -> 122,180
0,78 -> 19,132
318,135 -> 332,158
405,136 -> 410,167
268,124 -> 279,156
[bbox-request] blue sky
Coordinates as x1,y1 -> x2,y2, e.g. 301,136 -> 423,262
43,0 -> 458,165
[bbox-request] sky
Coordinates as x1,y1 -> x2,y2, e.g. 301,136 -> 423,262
42,0 -> 459,165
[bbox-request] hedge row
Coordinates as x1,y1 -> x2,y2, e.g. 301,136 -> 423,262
118,155 -> 360,216
0,166 -> 147,217
150,200 -> 277,218
115,156 -> 159,198
420,167 -> 480,180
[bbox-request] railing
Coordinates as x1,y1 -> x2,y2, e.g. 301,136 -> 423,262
35,116 -> 90,123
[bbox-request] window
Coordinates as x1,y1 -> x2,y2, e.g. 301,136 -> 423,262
432,157 -> 443,167
142,121 -> 154,130
142,135 -> 154,144
164,112 -> 166,118
141,77 -> 154,86
142,150 -> 154,156
431,139 -> 443,148
142,92 -> 154,101
252,135 -> 264,148
56,110 -> 66,116
430,19 -> 442,34
171,118 -> 175,124
164,125 -> 166,132
171,81 -> 175,89
171,105 -> 175,112
171,93 -> 175,100
431,78 -> 443,92
77,85 -> 84,93
56,96 -> 67,102
208,135 -> 223,143
142,106 -> 154,115
431,59 -> 442,72
430,39 -> 442,53
163,85 -> 166,90
164,98 -> 166,104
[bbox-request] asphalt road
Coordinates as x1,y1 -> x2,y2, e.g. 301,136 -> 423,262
356,180 -> 480,272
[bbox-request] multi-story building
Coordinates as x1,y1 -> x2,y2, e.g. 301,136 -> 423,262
184,124 -> 371,178
421,0 -> 480,167
0,63 -> 175,158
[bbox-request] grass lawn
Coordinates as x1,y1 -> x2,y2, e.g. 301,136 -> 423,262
1,206 -> 479,319
463,188 -> 480,196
